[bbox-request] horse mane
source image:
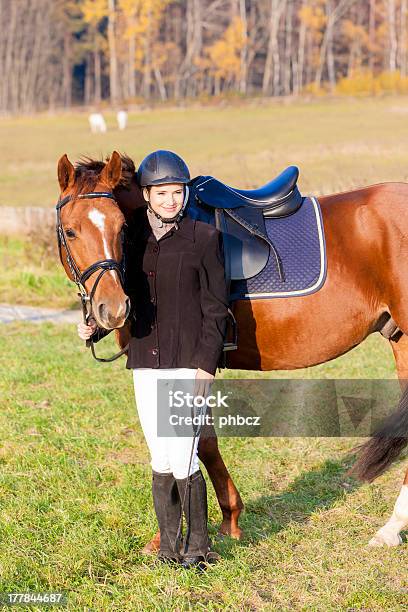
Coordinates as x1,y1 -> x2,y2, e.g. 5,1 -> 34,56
72,153 -> 136,197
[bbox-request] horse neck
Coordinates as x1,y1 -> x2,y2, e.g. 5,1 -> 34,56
114,179 -> 146,221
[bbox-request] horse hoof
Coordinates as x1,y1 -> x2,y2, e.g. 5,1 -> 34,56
141,534 -> 161,555
140,542 -> 157,555
217,526 -> 243,540
368,530 -> 403,547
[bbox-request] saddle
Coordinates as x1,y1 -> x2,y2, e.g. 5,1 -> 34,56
188,167 -> 304,357
188,166 -> 303,282
194,166 -> 301,214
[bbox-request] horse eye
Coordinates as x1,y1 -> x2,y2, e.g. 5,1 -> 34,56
65,228 -> 76,238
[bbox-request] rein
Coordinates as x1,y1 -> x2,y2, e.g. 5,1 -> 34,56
56,191 -> 129,362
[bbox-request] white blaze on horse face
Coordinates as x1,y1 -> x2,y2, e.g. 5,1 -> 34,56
368,484 -> 408,546
88,208 -> 117,280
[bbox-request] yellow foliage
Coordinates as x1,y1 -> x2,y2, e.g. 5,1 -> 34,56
152,42 -> 179,70
194,55 -> 211,72
336,71 -> 378,95
335,71 -> 408,95
119,0 -> 170,19
82,0 -> 170,43
342,20 -> 369,48
377,71 -> 408,93
298,3 -> 326,32
118,0 -> 139,17
205,17 -> 246,81
117,0 -> 171,69
130,0 -> 170,33
302,81 -> 328,96
81,0 -> 108,25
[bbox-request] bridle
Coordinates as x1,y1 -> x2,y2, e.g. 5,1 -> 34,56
56,191 -> 129,362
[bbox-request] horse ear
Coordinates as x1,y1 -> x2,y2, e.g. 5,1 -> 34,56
101,150 -> 122,189
58,154 -> 75,191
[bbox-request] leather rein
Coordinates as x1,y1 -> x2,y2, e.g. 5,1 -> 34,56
56,191 -> 129,362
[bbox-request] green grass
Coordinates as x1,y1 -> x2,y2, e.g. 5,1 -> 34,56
0,323 -> 407,610
1,97 -> 408,207
0,236 -> 78,309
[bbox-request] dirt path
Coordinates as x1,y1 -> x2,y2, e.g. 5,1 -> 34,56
0,303 -> 80,324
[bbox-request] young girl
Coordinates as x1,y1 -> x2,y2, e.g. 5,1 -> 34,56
77,150 -> 228,569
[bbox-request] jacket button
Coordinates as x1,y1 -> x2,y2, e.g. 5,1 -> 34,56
148,270 -> 155,277
151,296 -> 156,304
152,348 -> 158,356
151,322 -> 156,330
152,246 -> 159,253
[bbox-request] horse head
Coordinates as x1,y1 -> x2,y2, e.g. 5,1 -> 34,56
56,151 -> 130,330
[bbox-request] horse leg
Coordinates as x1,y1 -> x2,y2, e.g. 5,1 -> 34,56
198,434 -> 244,539
367,334 -> 408,546
141,531 -> 161,555
368,472 -> 408,546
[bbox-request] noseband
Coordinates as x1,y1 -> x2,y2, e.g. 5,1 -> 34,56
56,191 -> 129,362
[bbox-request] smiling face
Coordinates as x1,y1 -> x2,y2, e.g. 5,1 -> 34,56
143,183 -> 185,218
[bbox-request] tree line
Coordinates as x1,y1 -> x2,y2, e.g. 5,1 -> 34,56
0,0 -> 406,113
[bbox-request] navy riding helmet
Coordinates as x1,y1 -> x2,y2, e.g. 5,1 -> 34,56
137,150 -> 191,224
137,150 -> 190,186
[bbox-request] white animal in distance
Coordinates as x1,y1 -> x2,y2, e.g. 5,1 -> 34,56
117,110 -> 128,130
89,113 -> 107,134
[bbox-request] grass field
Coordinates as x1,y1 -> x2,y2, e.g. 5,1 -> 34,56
0,324 -> 407,610
0,236 -> 76,309
1,98 -> 408,609
3,96 -> 408,309
1,96 -> 408,207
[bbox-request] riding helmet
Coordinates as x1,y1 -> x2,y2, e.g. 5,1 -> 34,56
137,150 -> 190,187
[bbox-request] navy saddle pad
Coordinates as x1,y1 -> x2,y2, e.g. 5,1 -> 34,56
230,197 -> 327,300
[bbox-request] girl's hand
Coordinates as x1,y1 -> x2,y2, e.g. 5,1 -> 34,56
194,368 -> 214,399
77,317 -> 97,341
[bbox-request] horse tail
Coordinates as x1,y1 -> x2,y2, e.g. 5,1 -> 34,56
348,385 -> 408,482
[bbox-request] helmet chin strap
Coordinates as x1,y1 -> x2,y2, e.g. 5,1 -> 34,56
147,185 -> 190,226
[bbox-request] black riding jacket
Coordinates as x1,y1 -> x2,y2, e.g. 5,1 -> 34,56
92,206 -> 229,375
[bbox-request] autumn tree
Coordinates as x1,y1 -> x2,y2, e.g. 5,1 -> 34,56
2,0 -> 408,113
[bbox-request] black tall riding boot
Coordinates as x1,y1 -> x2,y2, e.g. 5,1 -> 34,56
175,469 -> 219,569
151,470 -> 182,563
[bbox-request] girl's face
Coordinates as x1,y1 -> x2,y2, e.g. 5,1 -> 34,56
143,183 -> 184,218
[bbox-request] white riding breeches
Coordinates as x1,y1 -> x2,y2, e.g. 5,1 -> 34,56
132,367 -> 200,479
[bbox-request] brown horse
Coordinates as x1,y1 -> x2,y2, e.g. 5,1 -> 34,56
57,152 -> 408,548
